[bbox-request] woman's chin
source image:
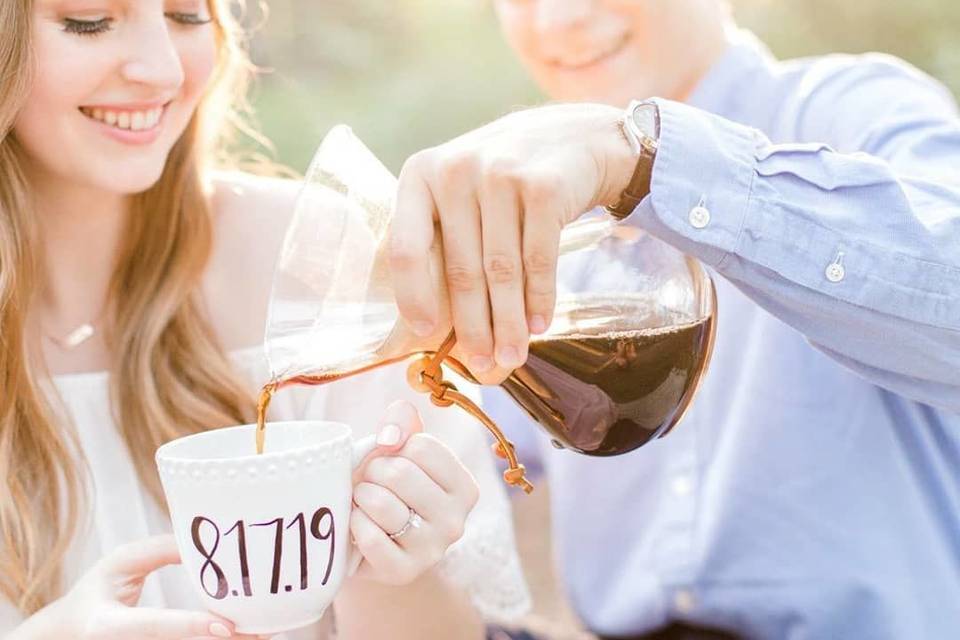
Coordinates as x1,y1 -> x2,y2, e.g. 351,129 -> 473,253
92,165 -> 168,196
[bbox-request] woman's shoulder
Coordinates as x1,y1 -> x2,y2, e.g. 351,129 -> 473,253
209,169 -> 302,231
203,170 -> 305,351
206,169 -> 352,258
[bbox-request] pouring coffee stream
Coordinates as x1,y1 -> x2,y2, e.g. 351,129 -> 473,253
257,125 -> 717,494
256,329 -> 535,493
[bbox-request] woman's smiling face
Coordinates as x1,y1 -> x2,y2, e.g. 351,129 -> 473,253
15,0 -> 218,194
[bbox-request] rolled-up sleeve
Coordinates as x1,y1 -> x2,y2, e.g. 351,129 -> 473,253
630,64 -> 960,411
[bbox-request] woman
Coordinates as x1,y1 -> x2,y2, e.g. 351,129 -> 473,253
1,0 -> 529,637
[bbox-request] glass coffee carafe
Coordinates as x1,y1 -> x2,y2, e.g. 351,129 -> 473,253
262,126 -> 716,493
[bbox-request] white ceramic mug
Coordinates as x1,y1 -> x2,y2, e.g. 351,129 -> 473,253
156,420 -> 377,634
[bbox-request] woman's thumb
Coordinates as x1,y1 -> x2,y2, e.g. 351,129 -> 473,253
374,400 -> 423,451
101,535 -> 181,578
353,401 -> 424,481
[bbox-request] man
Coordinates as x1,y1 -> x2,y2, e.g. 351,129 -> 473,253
389,1 -> 960,638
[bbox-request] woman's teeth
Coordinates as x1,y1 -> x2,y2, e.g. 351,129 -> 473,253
80,106 -> 163,131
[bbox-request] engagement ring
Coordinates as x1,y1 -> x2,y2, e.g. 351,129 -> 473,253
388,507 -> 423,540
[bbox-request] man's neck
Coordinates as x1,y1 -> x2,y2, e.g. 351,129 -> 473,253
673,20 -> 738,103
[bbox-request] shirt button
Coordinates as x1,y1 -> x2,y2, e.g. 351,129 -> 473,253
825,262 -> 845,282
673,589 -> 696,614
688,205 -> 711,229
671,475 -> 693,496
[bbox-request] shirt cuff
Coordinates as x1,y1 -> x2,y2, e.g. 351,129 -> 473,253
629,98 -> 758,269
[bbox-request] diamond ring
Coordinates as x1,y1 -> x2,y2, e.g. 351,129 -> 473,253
387,507 -> 423,540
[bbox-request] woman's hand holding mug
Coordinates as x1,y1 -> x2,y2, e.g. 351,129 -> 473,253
10,535 -> 263,639
350,400 -> 480,586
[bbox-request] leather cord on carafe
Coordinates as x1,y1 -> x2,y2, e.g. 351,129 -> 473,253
407,330 -> 534,494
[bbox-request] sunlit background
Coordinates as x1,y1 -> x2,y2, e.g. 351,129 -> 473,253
244,0 -> 960,173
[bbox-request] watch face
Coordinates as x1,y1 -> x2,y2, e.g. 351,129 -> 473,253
631,104 -> 659,140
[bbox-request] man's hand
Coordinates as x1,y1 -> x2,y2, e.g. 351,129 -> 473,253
390,103 -> 635,383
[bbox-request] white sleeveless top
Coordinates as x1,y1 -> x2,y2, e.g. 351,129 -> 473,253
1,347 -> 530,637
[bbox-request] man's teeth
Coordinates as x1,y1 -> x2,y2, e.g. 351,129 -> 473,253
82,106 -> 163,131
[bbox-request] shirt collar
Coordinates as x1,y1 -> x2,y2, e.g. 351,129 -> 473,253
685,29 -> 779,117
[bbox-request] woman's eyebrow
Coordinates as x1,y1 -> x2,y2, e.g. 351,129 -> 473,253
39,0 -> 126,12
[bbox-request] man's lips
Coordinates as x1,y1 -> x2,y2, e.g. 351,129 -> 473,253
550,34 -> 632,71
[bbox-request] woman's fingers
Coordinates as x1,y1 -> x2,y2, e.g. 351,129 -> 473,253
360,433 -> 478,548
98,534 -> 181,578
353,401 -> 424,483
375,401 -> 424,451
353,481 -> 411,538
361,451 -> 449,520
350,507 -> 418,585
92,607 -> 252,640
399,433 -> 480,506
348,406 -> 481,586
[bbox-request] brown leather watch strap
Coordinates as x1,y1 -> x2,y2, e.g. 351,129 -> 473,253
604,147 -> 655,220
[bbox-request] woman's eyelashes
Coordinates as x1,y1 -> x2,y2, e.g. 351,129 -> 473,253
165,12 -> 212,25
62,12 -> 211,37
62,17 -> 113,36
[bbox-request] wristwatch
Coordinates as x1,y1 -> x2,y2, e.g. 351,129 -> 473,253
604,99 -> 660,219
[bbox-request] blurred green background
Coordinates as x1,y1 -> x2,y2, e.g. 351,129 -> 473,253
243,0 -> 960,173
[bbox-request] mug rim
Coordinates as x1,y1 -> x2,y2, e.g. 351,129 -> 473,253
155,420 -> 352,464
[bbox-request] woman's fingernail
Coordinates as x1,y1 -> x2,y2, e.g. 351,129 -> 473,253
209,623 -> 232,638
377,423 -> 402,446
412,321 -> 434,337
529,315 -> 548,334
468,355 -> 494,373
496,346 -> 522,368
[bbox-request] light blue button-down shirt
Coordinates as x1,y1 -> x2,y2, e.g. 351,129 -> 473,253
483,31 -> 960,639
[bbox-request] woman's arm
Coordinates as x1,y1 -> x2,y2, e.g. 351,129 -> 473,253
334,568 -> 484,640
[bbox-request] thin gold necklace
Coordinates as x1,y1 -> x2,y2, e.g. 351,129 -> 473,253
45,322 -> 97,349
42,303 -> 108,350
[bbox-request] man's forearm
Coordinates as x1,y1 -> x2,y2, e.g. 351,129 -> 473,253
628,97 -> 960,408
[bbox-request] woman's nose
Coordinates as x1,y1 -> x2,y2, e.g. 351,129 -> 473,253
120,17 -> 186,92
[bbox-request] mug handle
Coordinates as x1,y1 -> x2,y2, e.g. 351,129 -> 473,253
345,434 -> 379,575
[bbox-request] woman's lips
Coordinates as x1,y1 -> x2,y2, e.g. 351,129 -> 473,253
78,102 -> 169,145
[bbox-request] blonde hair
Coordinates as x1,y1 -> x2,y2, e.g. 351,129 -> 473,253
0,0 -> 263,613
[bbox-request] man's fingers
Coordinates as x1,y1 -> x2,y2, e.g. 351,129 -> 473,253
479,171 -> 529,371
521,194 -> 562,335
433,185 -> 495,374
391,155 -> 440,337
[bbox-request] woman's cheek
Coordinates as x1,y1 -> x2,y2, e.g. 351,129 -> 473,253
179,34 -> 218,106
13,31 -> 108,167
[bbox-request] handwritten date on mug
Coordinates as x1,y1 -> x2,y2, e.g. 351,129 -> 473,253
191,508 -> 336,599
